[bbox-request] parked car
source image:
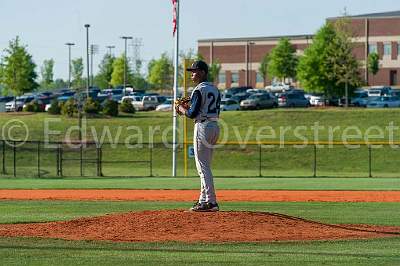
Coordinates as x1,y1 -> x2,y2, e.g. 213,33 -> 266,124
278,92 -> 310,107
351,92 -> 369,107
5,96 -> 35,111
240,93 -> 277,110
132,95 -> 160,111
366,96 -> 400,108
231,93 -> 250,103
308,94 -> 325,106
265,83 -> 293,93
57,91 -> 75,102
367,86 -> 392,97
221,99 -> 240,111
120,95 -> 143,104
0,96 -> 14,103
225,86 -> 252,95
155,99 -> 173,111
98,89 -> 123,102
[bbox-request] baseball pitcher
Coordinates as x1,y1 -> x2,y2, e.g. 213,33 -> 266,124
177,60 -> 221,212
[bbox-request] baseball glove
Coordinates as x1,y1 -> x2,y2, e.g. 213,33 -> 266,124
175,96 -> 191,115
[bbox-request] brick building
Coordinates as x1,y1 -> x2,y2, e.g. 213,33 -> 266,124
197,10 -> 400,89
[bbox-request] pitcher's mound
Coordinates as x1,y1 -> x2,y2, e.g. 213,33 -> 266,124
0,210 -> 398,242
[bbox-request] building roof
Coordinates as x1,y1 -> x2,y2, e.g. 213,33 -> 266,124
328,10 -> 400,20
198,34 -> 313,43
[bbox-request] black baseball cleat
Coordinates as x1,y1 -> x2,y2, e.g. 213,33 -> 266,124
189,202 -> 219,212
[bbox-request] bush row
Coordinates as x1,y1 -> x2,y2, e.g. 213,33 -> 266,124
47,98 -> 136,117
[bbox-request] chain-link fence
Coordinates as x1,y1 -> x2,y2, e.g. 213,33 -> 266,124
0,139 -> 398,178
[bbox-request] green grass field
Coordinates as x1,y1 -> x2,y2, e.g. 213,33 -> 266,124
0,200 -> 399,265
0,177 -> 400,190
1,109 -> 400,178
1,109 -> 400,265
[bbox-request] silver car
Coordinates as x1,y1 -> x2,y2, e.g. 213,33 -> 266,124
240,93 -> 277,110
366,96 -> 400,108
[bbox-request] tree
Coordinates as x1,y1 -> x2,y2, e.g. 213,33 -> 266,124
53,78 -> 68,89
71,58 -> 84,89
297,23 -> 339,96
208,60 -> 221,83
147,52 -> 174,90
368,52 -> 379,76
327,19 -> 361,106
40,59 -> 54,89
267,38 -> 298,83
258,53 -> 270,83
95,54 -> 115,89
110,54 -> 132,88
1,36 -> 38,96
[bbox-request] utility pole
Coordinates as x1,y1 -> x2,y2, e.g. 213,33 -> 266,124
65,42 -> 75,89
90,44 -> 99,87
84,24 -> 90,97
120,36 -> 133,91
106,45 -> 115,56
130,38 -> 143,74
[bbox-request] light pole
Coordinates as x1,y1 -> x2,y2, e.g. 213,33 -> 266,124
90,44 -> 99,87
120,36 -> 133,91
106,45 -> 115,56
84,24 -> 90,97
65,43 -> 75,89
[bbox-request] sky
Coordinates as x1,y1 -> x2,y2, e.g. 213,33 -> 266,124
0,0 -> 399,81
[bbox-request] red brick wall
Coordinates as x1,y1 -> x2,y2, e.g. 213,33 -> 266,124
368,68 -> 400,86
353,42 -> 365,60
369,18 -> 400,36
348,19 -> 366,37
198,46 -> 210,62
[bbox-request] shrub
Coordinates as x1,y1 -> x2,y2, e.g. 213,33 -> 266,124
83,97 -> 101,114
61,98 -> 77,117
119,99 -> 136,114
102,99 -> 119,117
48,99 -> 62,115
23,100 -> 43,112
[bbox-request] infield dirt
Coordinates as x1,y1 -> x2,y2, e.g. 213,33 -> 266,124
0,210 -> 399,242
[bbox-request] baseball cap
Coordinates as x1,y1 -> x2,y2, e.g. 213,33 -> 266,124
186,60 -> 208,74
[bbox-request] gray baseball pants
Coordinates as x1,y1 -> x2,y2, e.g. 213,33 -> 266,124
193,121 -> 220,204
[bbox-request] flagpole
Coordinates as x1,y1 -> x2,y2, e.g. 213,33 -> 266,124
172,0 -> 180,177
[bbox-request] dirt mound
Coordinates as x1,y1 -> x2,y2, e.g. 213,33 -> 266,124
0,210 -> 399,243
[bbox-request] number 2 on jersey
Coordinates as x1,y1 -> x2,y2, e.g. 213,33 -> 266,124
207,92 -> 221,114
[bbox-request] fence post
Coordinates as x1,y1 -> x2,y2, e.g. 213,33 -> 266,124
37,141 -> 41,178
96,144 -> 101,177
80,144 -> 83,177
149,146 -> 153,177
368,145 -> 372,178
99,144 -> 103,176
258,145 -> 262,177
13,141 -> 16,177
313,144 -> 317,177
2,140 -> 5,174
56,144 -> 59,176
60,144 -> 63,177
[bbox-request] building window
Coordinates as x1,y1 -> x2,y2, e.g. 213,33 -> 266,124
398,43 -> 400,56
231,72 -> 239,84
369,44 -> 377,54
256,72 -> 264,83
218,73 -> 226,84
384,43 -> 392,56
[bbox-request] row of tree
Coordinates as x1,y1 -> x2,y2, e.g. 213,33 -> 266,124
258,20 -> 380,98
0,37 -> 222,97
